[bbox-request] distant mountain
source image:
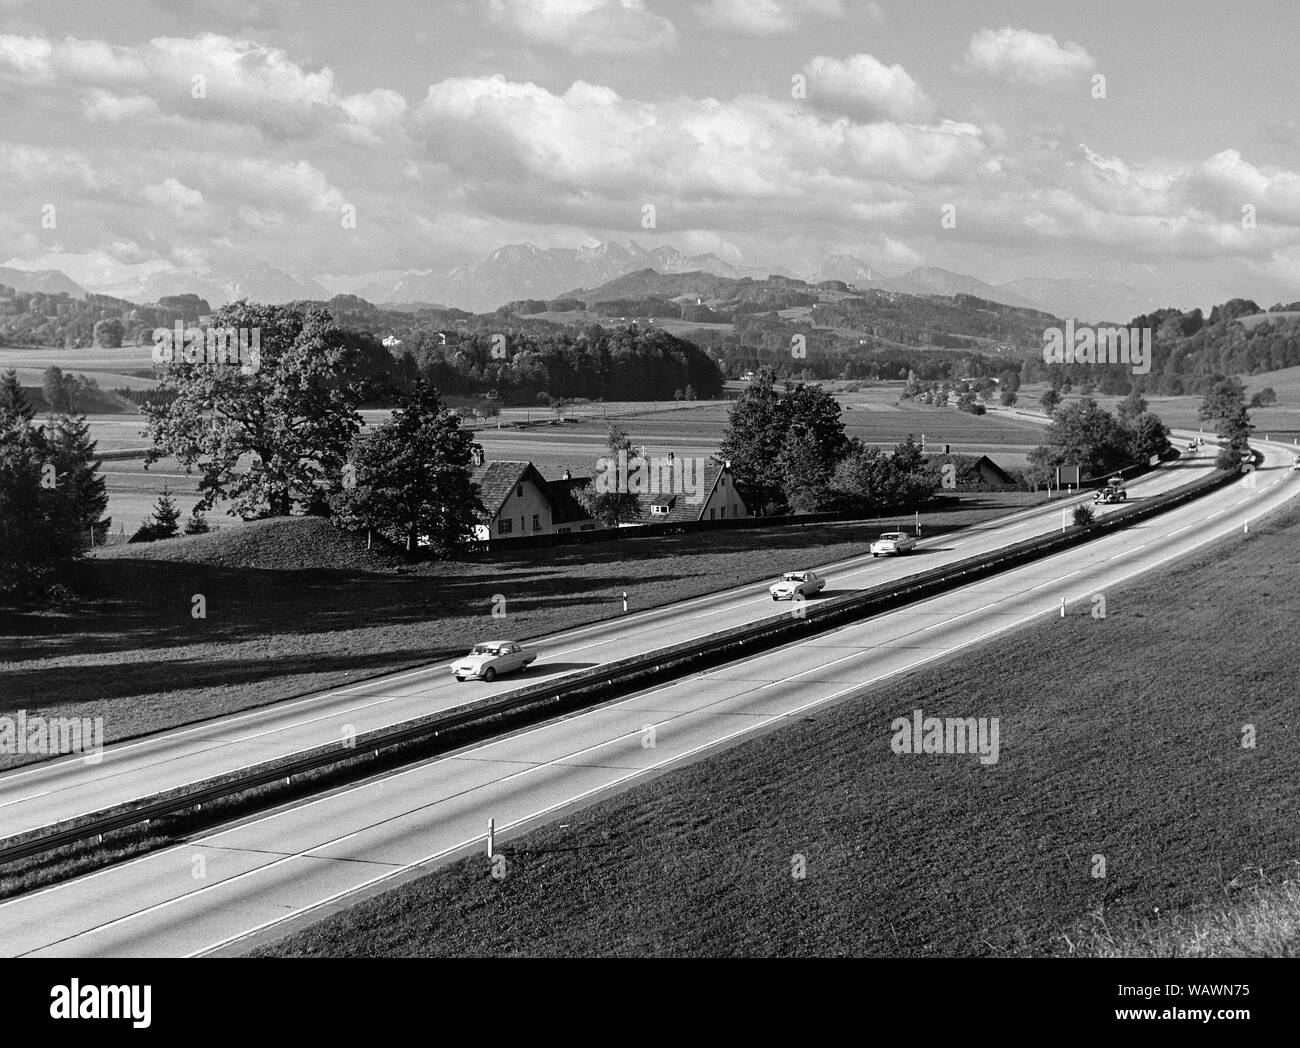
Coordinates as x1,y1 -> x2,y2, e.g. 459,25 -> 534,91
83,263 -> 330,307
563,268 -> 752,304
877,267 -> 1038,310
807,255 -> 887,286
997,277 -> 1157,325
359,241 -> 795,313
0,266 -> 88,298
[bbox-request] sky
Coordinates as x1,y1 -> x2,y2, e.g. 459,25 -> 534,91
2,0 -> 1300,303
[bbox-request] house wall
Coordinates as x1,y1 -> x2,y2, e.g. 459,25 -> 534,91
700,471 -> 748,521
491,478 -> 554,537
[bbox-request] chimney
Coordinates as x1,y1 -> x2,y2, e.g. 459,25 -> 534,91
471,447 -> 484,466
667,451 -> 674,462
563,468 -> 572,480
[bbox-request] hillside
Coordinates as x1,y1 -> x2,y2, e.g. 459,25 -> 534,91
0,266 -> 88,298
90,515 -> 401,572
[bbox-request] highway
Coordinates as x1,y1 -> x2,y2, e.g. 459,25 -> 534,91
0,445 -> 1215,840
0,436 -> 1293,957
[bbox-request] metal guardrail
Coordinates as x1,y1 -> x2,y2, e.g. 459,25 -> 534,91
0,463 -> 1242,866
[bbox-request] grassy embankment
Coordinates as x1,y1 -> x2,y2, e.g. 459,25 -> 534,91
260,501 -> 1300,958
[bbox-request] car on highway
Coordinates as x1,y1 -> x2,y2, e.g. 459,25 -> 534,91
769,570 -> 826,600
451,641 -> 538,682
870,531 -> 917,557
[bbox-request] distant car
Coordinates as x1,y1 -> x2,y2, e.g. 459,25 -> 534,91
870,532 -> 916,557
1094,478 -> 1128,504
451,641 -> 537,682
1293,457 -> 1300,471
769,570 -> 826,601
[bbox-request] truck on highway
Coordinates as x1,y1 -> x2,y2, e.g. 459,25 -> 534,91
1093,477 -> 1128,504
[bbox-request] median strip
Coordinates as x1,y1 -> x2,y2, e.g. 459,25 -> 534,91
0,463 -> 1243,868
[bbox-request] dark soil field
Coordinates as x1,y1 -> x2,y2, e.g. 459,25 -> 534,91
0,494 -> 1041,768
260,501 -> 1300,958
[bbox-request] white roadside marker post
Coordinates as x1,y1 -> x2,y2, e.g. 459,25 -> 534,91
1060,597 -> 1065,618
622,591 -> 628,613
487,818 -> 495,859
1062,508 -> 1067,533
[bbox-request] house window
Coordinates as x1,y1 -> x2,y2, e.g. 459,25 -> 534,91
651,504 -> 669,516
710,508 -> 716,520
521,516 -> 526,532
558,527 -> 571,534
516,484 -> 524,498
498,518 -> 513,534
720,506 -> 727,519
532,514 -> 540,531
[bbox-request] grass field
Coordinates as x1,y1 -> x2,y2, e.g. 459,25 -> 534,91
0,493 -> 1044,769
258,500 -> 1300,958
0,344 -> 157,392
77,383 -> 1044,538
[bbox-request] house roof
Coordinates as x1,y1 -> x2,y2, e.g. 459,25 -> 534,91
630,460 -> 740,524
546,476 -> 595,525
471,460 -> 534,519
471,461 -> 600,526
923,452 -> 1014,484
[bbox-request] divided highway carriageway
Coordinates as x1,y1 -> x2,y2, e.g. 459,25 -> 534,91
0,436 -> 1294,956
0,441 -> 1219,842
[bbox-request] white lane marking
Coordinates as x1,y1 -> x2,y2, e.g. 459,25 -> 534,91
14,461 -> 1286,952
0,453 -> 1246,819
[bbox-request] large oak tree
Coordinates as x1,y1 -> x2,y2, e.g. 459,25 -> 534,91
143,302 -> 373,518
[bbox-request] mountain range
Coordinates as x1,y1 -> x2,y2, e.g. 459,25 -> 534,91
0,265 -> 89,298
0,241 -> 1207,323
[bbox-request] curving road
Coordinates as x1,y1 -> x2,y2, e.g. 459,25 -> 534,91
0,436 -> 1293,957
0,446 -> 1216,840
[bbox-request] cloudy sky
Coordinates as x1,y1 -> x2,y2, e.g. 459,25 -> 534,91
3,0 -> 1300,303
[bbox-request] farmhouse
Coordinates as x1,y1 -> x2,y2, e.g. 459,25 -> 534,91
924,452 -> 1016,490
630,457 -> 749,524
468,455 -> 749,541
470,460 -> 602,540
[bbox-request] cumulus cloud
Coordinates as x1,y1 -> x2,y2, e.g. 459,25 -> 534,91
804,53 -> 934,123
416,73 -> 983,212
143,177 -> 205,216
83,89 -> 160,122
482,0 -> 677,54
963,27 -> 1095,88
697,0 -> 844,35
0,33 -> 408,139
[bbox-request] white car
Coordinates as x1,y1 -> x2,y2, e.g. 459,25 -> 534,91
769,570 -> 826,601
451,641 -> 538,683
870,531 -> 917,557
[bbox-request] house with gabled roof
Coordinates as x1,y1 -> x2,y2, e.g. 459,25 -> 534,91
923,452 -> 1015,490
628,455 -> 749,525
470,460 -> 603,540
